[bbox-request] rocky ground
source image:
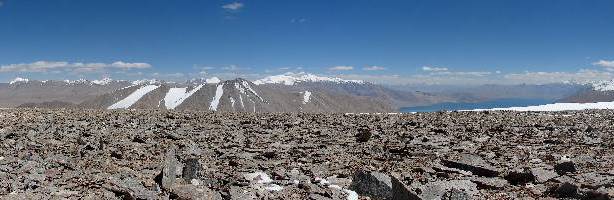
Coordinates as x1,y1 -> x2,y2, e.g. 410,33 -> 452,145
0,109 -> 613,200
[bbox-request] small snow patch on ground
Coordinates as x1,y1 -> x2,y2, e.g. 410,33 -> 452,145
315,177 -> 358,200
244,172 -> 273,184
469,101 -> 614,112
108,85 -> 160,109
265,184 -> 283,192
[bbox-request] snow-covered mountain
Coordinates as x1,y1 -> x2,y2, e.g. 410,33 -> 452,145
253,72 -> 364,85
79,78 -> 394,113
2,73 -> 454,112
558,80 -> 614,103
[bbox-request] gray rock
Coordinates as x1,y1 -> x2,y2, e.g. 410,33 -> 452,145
469,177 -> 509,190
552,182 -> 578,198
355,127 -> 372,143
391,174 -> 421,200
554,161 -> 576,175
105,176 -> 158,200
161,148 -> 177,191
442,154 -> 500,177
171,184 -> 223,200
442,188 -> 472,200
504,169 -> 535,185
530,168 -> 558,183
182,158 -> 202,182
350,170 -> 392,200
419,180 -> 478,200
229,186 -> 257,200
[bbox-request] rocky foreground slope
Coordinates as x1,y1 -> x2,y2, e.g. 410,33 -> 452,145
0,109 -> 613,199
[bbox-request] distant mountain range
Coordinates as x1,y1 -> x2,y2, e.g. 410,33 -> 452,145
2,73 -> 452,113
6,73 -> 611,112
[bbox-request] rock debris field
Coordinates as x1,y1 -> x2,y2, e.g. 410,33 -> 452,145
0,109 -> 613,200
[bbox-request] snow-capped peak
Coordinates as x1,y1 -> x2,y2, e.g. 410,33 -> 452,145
9,77 -> 29,85
91,77 -> 113,85
63,79 -> 89,84
253,72 -> 364,86
131,79 -> 160,85
206,77 -> 221,84
587,80 -> 614,92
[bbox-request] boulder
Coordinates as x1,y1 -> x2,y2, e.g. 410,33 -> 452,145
441,154 -> 500,177
470,177 -> 509,190
355,127 -> 372,143
530,168 -> 558,183
390,174 -> 421,200
160,148 -> 177,191
350,170 -> 392,200
171,184 -> 223,200
182,158 -> 202,182
419,180 -> 478,200
504,169 -> 535,185
554,161 -> 576,175
552,182 -> 578,198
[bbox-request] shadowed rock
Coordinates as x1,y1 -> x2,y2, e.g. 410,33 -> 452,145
391,174 -> 421,200
442,154 -> 500,177
350,170 -> 392,200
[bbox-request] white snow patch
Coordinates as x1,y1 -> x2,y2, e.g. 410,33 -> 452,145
108,85 -> 160,109
315,178 -> 359,200
469,101 -> 614,112
239,94 -> 245,108
242,81 -> 264,101
344,189 -> 359,200
243,172 -> 273,184
265,184 -> 283,192
9,77 -> 29,84
302,91 -> 312,104
191,179 -> 200,186
164,84 -> 204,109
209,84 -> 225,111
206,77 -> 221,84
235,82 -> 246,94
254,72 -> 364,86
229,97 -> 236,109
249,98 -> 256,112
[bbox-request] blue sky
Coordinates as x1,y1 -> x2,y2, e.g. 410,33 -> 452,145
1,0 -> 614,85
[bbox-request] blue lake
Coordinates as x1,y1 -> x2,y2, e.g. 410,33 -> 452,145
400,98 -> 553,113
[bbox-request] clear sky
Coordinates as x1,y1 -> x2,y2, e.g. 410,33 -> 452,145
1,0 -> 614,85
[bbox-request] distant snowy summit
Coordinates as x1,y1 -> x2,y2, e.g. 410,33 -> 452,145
9,77 -> 29,85
585,80 -> 614,91
254,72 -> 364,86
6,77 -> 223,86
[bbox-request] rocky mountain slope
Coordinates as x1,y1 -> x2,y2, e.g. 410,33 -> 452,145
0,109 -> 612,199
395,83 -> 584,103
0,78 -> 130,107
